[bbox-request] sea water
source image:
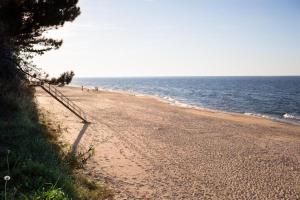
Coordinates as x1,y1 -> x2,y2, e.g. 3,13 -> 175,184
72,76 -> 300,124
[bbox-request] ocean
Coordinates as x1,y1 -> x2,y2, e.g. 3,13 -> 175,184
71,76 -> 300,125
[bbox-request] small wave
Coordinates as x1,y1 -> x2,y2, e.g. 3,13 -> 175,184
244,112 -> 274,119
163,96 -> 176,103
283,113 -> 300,120
159,96 -> 198,109
244,112 -> 300,125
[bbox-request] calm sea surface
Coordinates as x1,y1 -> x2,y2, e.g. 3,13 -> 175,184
72,77 -> 300,124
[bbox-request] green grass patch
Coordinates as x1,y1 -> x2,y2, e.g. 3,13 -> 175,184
0,82 -> 113,199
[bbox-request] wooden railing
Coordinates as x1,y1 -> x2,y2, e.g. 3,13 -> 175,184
17,66 -> 88,123
40,83 -> 88,123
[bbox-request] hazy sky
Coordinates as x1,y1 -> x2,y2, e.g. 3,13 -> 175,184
34,0 -> 300,77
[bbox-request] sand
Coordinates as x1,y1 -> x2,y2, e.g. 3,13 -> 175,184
35,86 -> 300,200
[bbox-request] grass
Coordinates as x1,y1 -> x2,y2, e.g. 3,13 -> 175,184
0,80 -> 113,199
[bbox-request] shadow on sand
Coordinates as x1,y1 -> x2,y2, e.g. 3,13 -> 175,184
71,122 -> 90,154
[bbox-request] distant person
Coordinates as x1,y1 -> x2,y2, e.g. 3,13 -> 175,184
81,86 -> 83,91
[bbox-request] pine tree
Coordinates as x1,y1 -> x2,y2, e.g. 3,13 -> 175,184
0,0 -> 80,81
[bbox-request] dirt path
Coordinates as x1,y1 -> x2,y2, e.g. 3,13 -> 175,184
36,86 -> 300,199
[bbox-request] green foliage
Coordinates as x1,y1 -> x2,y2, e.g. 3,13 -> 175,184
0,0 -> 80,82
0,83 -> 74,199
0,0 -> 80,55
0,1 -> 110,199
23,187 -> 68,200
0,81 -> 113,199
35,188 -> 67,200
48,71 -> 75,86
65,145 -> 95,169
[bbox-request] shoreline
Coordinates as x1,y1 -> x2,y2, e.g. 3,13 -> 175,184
36,85 -> 300,199
68,84 -> 300,126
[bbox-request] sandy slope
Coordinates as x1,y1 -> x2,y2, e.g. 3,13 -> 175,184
35,86 -> 300,200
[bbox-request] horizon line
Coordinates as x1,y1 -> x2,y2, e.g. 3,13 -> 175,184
74,75 -> 300,78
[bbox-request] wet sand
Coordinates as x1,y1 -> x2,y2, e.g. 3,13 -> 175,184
35,86 -> 300,200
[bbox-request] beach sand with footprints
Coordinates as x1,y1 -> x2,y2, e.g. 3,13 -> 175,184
35,86 -> 300,199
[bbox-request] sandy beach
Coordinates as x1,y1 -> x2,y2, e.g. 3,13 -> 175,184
35,86 -> 300,199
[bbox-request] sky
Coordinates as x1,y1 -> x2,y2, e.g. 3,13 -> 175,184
33,0 -> 300,77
